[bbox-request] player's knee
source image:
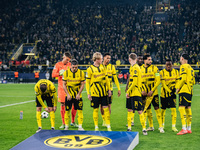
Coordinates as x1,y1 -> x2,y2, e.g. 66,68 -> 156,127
178,106 -> 184,112
36,107 -> 42,111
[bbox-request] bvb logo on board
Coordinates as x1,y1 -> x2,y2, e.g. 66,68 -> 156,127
44,135 -> 112,149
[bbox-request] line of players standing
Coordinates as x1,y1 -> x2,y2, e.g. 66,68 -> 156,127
34,52 -> 195,136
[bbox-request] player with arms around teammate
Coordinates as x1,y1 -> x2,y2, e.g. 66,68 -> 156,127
62,59 -> 85,131
86,52 -> 112,131
141,54 -> 164,133
52,52 -> 77,128
101,52 -> 121,126
35,79 -> 57,132
160,59 -> 179,132
176,54 -> 195,135
126,53 -> 147,135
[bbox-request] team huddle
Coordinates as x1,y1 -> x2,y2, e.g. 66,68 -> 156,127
34,52 -> 195,136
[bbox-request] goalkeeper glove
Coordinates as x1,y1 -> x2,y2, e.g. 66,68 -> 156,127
59,69 -> 65,76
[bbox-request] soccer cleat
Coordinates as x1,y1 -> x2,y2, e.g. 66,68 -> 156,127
78,127 -> 85,131
127,129 -> 132,132
59,124 -> 65,129
142,130 -> 148,135
126,122 -> 134,127
51,127 -> 55,130
71,122 -> 79,128
95,127 -> 99,131
177,129 -> 187,135
159,127 -> 165,133
147,127 -> 154,131
107,127 -> 112,131
172,127 -> 178,132
36,127 -> 42,133
187,130 -> 192,134
64,126 -> 69,130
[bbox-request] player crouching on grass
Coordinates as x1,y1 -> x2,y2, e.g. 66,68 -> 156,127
35,79 -> 57,133
126,53 -> 147,135
62,59 -> 85,131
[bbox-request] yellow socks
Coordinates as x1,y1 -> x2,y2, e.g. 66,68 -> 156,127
131,112 -> 135,123
146,109 -> 153,127
36,111 -> 42,128
171,108 -> 177,127
144,112 -> 147,125
185,108 -> 192,130
93,108 -> 99,127
179,107 -> 186,130
64,110 -> 70,127
155,109 -> 162,128
50,111 -> 55,128
127,111 -> 132,129
139,113 -> 146,130
77,110 -> 83,127
161,109 -> 166,127
103,107 -> 110,127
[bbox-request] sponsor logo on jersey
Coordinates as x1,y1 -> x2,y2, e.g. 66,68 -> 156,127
44,135 -> 112,149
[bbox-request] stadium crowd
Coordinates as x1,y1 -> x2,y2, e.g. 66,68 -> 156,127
0,0 -> 200,73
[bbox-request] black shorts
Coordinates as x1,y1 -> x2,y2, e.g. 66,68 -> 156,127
142,96 -> 146,109
179,93 -> 192,107
36,95 -> 54,107
91,96 -> 108,108
161,95 -> 176,109
107,91 -> 113,104
126,98 -> 132,109
131,96 -> 143,111
147,95 -> 159,110
65,97 -> 83,110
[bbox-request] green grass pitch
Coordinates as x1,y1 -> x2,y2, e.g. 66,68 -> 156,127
0,83 -> 200,150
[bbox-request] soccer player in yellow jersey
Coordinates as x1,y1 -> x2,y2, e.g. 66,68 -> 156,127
34,79 -> 57,132
100,52 -> 121,126
126,53 -> 147,135
141,54 -> 164,133
160,59 -> 179,132
125,55 -> 144,127
62,59 -> 85,131
176,54 -> 195,135
86,52 -> 112,131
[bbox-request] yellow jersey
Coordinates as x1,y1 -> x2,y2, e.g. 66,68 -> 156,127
34,79 -> 57,108
103,63 -> 120,91
177,64 -> 195,94
86,64 -> 110,97
141,64 -> 160,95
127,64 -> 142,97
160,68 -> 179,98
62,69 -> 85,98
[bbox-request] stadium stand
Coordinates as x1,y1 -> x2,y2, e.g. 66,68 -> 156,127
0,0 -> 199,82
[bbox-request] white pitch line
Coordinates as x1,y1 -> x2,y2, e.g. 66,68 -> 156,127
0,96 -> 34,97
0,100 -> 35,108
